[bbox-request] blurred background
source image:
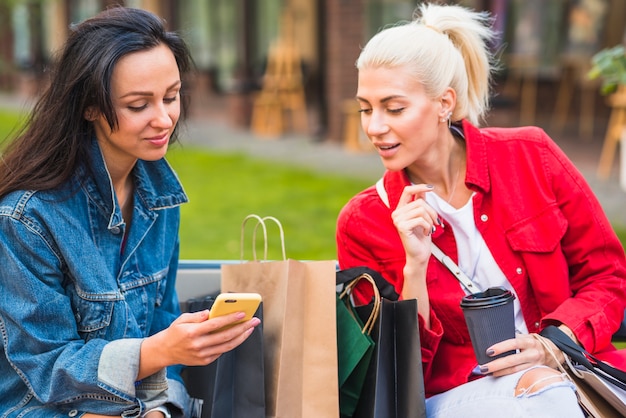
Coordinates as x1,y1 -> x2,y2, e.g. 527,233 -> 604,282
1,0 -> 625,257
0,0 -> 624,145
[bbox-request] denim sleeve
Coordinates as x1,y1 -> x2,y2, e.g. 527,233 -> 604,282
0,213 -> 111,400
0,210 -> 157,414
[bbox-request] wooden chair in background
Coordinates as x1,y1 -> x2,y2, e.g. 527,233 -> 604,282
251,11 -> 308,139
501,53 -> 540,126
551,55 -> 600,140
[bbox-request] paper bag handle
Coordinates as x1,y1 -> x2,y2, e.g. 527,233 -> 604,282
240,214 -> 287,261
340,273 -> 381,336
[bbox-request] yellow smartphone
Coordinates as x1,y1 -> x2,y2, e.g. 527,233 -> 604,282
208,292 -> 262,327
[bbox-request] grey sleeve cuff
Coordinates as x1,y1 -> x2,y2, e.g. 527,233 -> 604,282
99,338 -> 168,410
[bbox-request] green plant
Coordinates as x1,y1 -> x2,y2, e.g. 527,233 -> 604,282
588,45 -> 626,95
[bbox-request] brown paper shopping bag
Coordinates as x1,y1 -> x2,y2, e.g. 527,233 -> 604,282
221,215 -> 339,418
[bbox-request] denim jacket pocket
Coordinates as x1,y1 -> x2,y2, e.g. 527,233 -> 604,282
505,204 -> 568,253
118,266 -> 169,307
69,291 -> 117,341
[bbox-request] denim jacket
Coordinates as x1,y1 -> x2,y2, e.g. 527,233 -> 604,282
0,138 -> 189,417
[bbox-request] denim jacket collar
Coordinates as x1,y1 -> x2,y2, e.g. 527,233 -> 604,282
77,137 -> 188,230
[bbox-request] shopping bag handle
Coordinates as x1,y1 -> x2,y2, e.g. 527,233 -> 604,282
540,325 -> 626,390
339,273 -> 381,335
336,266 -> 400,301
240,214 -> 287,261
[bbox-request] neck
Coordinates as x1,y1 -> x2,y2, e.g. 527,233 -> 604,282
407,133 -> 466,196
113,173 -> 134,213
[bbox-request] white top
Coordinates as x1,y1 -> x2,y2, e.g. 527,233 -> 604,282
425,192 -> 529,334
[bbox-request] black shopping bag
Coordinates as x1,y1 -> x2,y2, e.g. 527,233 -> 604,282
337,267 -> 426,418
183,296 -> 265,418
353,297 -> 426,418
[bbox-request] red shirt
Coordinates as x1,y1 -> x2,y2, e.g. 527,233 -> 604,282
336,120 -> 626,396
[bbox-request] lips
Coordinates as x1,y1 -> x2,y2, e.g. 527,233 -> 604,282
146,133 -> 170,146
377,143 -> 399,151
374,142 -> 400,160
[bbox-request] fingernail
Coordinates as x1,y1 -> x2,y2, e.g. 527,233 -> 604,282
486,349 -> 495,356
426,184 -> 434,189
479,365 -> 489,374
235,312 -> 246,319
437,217 -> 443,225
431,226 -> 436,234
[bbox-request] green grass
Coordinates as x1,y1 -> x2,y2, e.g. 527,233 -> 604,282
0,109 -> 26,148
166,146 -> 370,260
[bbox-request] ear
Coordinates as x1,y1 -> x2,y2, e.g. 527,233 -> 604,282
439,87 -> 457,120
84,107 -> 98,121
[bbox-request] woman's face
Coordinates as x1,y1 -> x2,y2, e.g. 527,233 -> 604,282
91,43 -> 181,173
356,65 -> 446,172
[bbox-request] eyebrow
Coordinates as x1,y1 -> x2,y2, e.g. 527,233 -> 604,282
119,80 -> 182,99
355,95 -> 405,104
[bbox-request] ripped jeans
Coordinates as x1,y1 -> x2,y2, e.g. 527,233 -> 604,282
425,366 -> 584,418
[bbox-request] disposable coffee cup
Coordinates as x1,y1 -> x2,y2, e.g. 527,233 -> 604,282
460,286 -> 516,365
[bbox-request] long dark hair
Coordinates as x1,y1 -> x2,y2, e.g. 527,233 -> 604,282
0,7 -> 193,198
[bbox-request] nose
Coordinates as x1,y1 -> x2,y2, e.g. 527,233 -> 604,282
363,110 -> 389,137
151,102 -> 175,129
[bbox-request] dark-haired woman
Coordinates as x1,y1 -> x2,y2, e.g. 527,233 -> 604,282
0,7 -> 258,418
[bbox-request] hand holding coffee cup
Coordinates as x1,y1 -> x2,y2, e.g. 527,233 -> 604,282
460,287 -> 516,365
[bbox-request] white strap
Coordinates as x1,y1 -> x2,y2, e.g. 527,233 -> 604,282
375,177 -> 480,294
430,242 -> 480,294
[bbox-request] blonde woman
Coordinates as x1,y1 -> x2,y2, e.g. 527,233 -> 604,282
337,3 -> 626,416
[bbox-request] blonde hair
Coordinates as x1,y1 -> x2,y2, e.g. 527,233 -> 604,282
356,2 -> 497,126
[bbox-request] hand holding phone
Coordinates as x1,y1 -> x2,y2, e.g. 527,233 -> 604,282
208,292 -> 262,329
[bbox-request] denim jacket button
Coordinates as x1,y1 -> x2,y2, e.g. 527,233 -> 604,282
111,226 -> 121,235
68,410 -> 78,417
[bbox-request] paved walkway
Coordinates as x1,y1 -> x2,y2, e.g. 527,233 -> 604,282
1,92 -> 625,226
